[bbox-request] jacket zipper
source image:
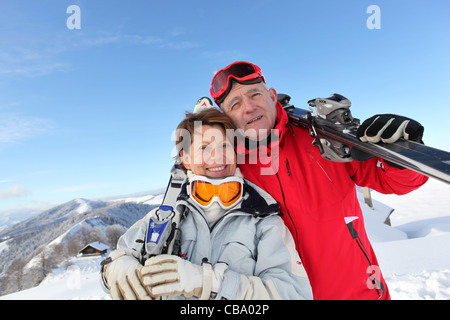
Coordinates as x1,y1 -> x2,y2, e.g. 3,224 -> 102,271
277,124 -> 298,252
356,238 -> 384,298
275,164 -> 299,252
348,222 -> 385,298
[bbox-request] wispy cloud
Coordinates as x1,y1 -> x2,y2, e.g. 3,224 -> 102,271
0,28 -> 201,77
0,62 -> 69,77
0,38 -> 70,77
0,113 -> 53,144
81,32 -> 202,50
0,184 -> 31,200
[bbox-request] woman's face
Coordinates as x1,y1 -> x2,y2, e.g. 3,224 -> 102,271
181,125 -> 236,178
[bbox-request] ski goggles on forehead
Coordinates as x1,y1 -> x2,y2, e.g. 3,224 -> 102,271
210,61 -> 265,105
187,175 -> 244,209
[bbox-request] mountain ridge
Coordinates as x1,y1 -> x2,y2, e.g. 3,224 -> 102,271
0,192 -> 163,295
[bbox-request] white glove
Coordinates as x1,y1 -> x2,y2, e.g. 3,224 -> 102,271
140,254 -> 228,300
103,251 -> 151,300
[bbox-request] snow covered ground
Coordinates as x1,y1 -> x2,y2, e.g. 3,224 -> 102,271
2,178 -> 449,300
1,255 -> 110,300
370,178 -> 450,300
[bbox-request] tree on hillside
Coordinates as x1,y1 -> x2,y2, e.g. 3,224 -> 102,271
2,257 -> 27,294
105,224 -> 127,249
31,246 -> 58,285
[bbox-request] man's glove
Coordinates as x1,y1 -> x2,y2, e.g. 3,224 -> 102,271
352,114 -> 424,166
102,251 -> 151,300
140,254 -> 227,300
356,114 -> 424,144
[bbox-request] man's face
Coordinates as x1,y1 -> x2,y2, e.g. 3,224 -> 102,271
220,82 -> 278,141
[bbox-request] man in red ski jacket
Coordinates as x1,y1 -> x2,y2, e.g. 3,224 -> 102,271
209,61 -> 428,299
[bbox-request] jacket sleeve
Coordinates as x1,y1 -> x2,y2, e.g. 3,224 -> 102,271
99,209 -> 156,293
217,215 -> 313,300
116,212 -> 151,254
101,208 -> 156,276
346,157 -> 428,195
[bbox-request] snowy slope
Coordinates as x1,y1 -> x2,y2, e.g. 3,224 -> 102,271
2,179 -> 450,300
370,178 -> 450,300
0,197 -> 156,281
1,256 -> 109,300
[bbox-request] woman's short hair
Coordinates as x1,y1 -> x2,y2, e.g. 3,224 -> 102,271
174,108 -> 237,173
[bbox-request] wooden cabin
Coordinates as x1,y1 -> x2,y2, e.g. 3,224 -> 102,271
79,241 -> 109,257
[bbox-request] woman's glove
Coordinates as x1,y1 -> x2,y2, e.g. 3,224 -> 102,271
102,251 -> 151,300
140,254 -> 227,299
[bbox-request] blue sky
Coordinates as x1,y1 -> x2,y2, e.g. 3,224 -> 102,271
1,0 -> 449,216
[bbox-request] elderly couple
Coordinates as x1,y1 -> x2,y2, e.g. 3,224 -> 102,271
101,61 -> 428,300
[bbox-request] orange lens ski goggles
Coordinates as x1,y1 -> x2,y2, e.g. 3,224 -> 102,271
188,176 -> 244,209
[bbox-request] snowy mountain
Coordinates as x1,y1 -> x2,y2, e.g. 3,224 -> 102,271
0,207 -> 44,233
0,191 -> 162,295
1,179 -> 450,300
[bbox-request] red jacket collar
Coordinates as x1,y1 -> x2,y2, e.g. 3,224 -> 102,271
274,101 -> 290,139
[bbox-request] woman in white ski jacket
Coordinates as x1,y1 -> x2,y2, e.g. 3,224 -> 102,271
101,108 -> 312,300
